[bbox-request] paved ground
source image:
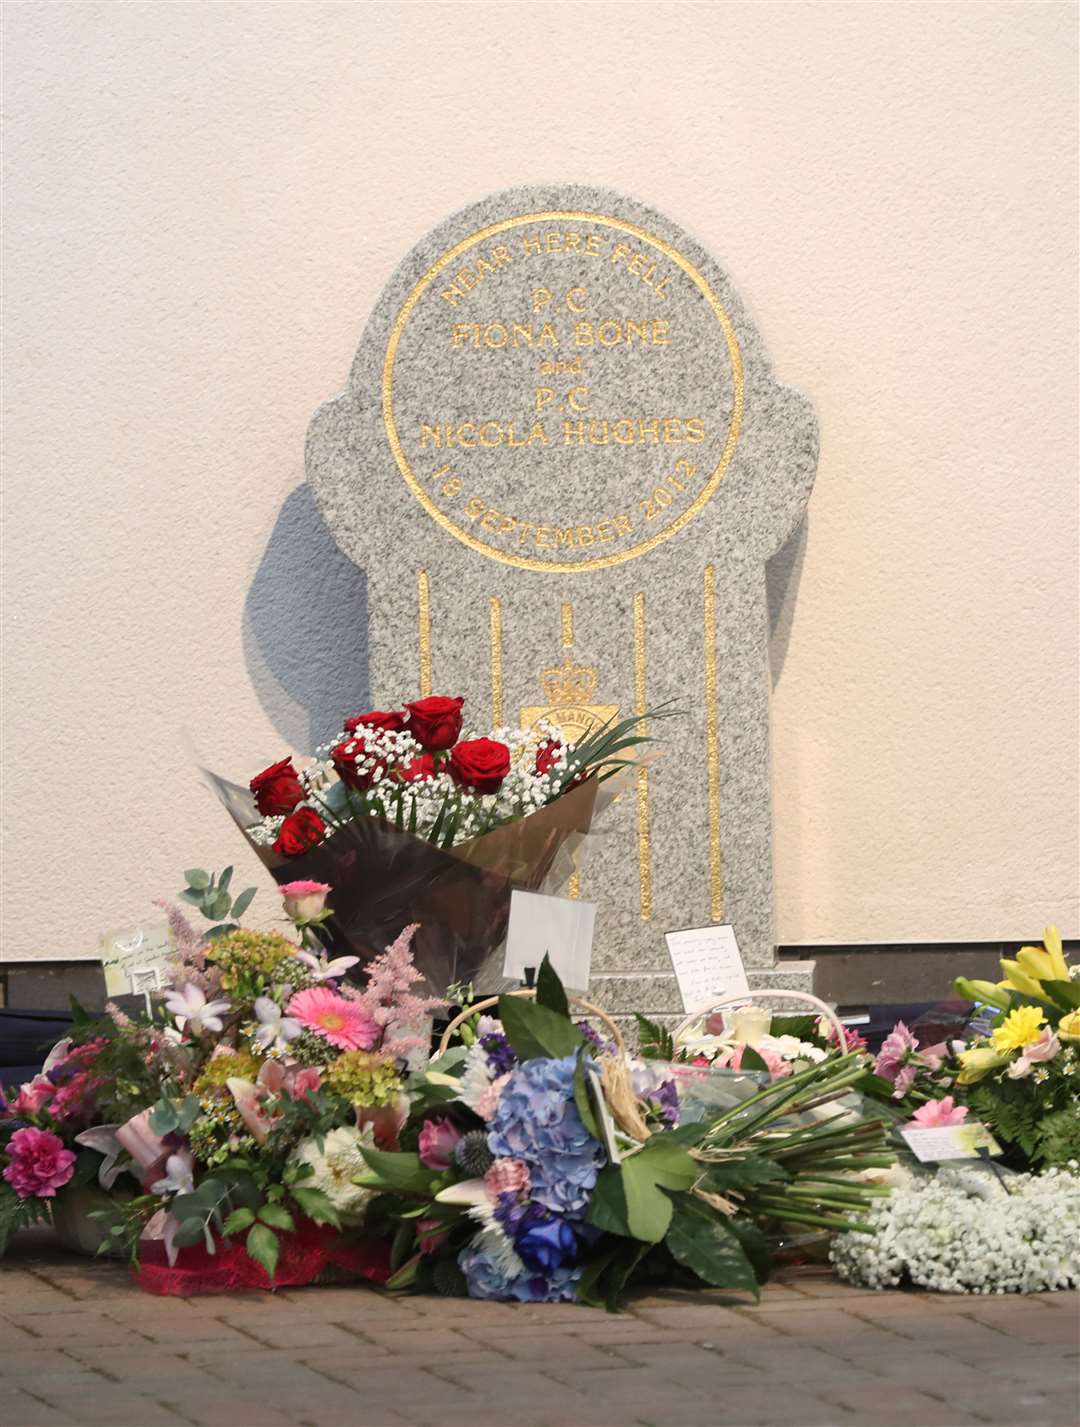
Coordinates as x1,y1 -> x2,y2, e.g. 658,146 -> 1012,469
0,1231 -> 1076,1427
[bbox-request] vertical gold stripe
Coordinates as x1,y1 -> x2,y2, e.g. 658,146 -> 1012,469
567,871 -> 581,900
417,569 -> 432,698
633,592 -> 652,920
704,564 -> 724,920
561,602 -> 574,648
489,596 -> 504,725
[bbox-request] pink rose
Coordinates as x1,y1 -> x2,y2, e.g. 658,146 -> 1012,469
1024,1028 -> 1060,1063
280,880 -> 332,922
418,1117 -> 463,1170
2,1126 -> 76,1199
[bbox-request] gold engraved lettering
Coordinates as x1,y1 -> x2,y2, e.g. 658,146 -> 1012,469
704,563 -> 723,919
489,596 -> 503,725
417,569 -> 432,698
561,602 -> 574,648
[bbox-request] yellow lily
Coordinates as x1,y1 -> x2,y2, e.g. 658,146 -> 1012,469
956,1046 -> 1008,1085
999,960 -> 1048,1001
1015,945 -> 1056,983
1041,925 -> 1070,982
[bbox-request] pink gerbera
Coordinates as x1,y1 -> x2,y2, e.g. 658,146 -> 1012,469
287,986 -> 377,1051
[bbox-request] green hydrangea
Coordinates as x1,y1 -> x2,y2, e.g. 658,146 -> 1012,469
324,1050 -> 402,1107
205,929 -> 306,991
193,1050 -> 261,1095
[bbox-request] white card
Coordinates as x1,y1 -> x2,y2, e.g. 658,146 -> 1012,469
664,924 -> 750,1015
584,1061 -> 622,1165
100,922 -> 174,999
503,890 -> 595,992
901,1123 -> 1001,1163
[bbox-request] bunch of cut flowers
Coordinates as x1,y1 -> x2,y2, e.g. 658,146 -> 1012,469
2,877 -> 443,1295
202,694 -> 658,994
641,1003 -> 866,1081
352,959 -> 894,1311
865,925 -> 1080,1172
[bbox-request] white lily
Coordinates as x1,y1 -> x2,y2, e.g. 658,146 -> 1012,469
41,1038 -> 73,1073
252,996 -> 303,1053
434,1177 -> 490,1207
74,1125 -> 128,1189
295,950 -> 360,982
150,1150 -> 195,1197
163,983 -> 231,1036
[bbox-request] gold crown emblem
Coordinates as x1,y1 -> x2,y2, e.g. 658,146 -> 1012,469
540,655 -> 598,706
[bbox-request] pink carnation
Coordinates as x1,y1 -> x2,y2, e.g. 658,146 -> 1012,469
724,1042 -> 793,1079
287,986 -> 377,1051
3,1127 -> 76,1199
485,1158 -> 531,1197
907,1096 -> 969,1129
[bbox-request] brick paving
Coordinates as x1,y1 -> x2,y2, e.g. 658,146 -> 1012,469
1,1231 -> 1076,1427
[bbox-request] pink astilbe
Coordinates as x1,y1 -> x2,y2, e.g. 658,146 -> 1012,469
105,1001 -> 133,1030
353,924 -> 446,1058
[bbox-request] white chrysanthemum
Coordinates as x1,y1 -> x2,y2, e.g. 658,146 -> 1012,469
459,1039 -> 499,1111
292,1125 -> 376,1226
831,1166 -> 1080,1294
473,1225 -> 525,1279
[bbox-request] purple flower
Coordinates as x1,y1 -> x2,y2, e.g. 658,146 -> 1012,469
514,1205 -> 579,1274
487,1055 -> 605,1218
479,1031 -> 517,1076
575,1021 -> 616,1056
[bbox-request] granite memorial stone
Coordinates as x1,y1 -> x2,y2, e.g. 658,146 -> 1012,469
306,184 -> 818,1021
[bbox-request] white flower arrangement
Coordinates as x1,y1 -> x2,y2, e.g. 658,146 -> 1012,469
831,1164 -> 1080,1294
291,1125 -> 377,1226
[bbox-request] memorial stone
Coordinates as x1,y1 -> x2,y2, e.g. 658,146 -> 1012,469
307,184 -> 818,1023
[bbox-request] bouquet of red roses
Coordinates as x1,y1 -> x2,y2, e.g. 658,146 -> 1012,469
203,695 -> 648,993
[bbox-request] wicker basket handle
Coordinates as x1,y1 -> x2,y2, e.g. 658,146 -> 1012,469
436,990 -> 625,1058
673,989 -> 846,1050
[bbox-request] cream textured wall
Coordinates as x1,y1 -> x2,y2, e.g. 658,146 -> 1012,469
2,1 -> 1077,962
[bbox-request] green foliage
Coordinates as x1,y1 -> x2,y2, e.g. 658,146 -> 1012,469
588,1138 -> 697,1243
149,1094 -> 201,1137
739,1046 -> 769,1073
355,1148 -> 440,1194
245,1222 -> 279,1279
664,1196 -> 759,1297
0,1184 -> 46,1259
535,954 -> 569,1018
1036,1104 -> 1080,1169
634,1013 -> 674,1061
697,1156 -> 790,1195
290,1186 -> 341,1229
178,867 -> 257,927
768,1014 -> 818,1041
1042,980 -> 1080,1012
497,993 -> 584,1061
573,1050 -> 602,1141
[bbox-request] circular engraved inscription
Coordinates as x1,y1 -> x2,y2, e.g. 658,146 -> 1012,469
382,211 -> 743,573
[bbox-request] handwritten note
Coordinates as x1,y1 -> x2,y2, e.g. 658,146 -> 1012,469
901,1123 -> 1002,1163
664,924 -> 750,1015
100,922 -> 174,999
503,890 -> 595,992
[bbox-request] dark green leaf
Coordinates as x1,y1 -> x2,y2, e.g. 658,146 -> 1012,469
1043,980 -> 1080,1011
573,1050 -> 601,1141
739,1047 -> 769,1073
575,1250 -> 616,1308
218,866 -> 233,891
605,1242 -> 648,1313
768,1015 -> 817,1040
386,1252 -> 421,1290
290,1186 -> 341,1229
246,1222 -> 279,1280
588,1165 -> 631,1237
634,1013 -> 673,1061
699,1157 -> 790,1195
257,1204 -> 295,1232
176,1095 -> 202,1131
535,954 -> 569,1018
665,1196 -> 759,1297
185,869 -> 210,889
390,1221 -> 415,1273
222,1207 -> 255,1235
727,1217 -> 773,1282
498,995 -> 584,1061
230,887 -> 256,921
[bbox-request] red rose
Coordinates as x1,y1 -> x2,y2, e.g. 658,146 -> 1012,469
273,807 -> 326,857
250,758 -> 305,816
449,738 -> 511,795
535,738 -> 563,777
344,710 -> 404,735
395,752 -> 436,784
404,695 -> 464,751
331,737 -> 383,791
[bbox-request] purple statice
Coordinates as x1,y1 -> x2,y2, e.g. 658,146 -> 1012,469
575,1021 -> 616,1056
458,1244 -> 582,1303
487,1054 -> 605,1217
478,1029 -> 517,1076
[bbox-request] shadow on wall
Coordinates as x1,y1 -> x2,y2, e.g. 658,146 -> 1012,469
244,484 -> 808,745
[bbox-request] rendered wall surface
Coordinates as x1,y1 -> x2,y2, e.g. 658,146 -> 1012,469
2,1 -> 1077,962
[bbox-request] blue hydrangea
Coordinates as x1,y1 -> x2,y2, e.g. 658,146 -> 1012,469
458,1244 -> 582,1303
487,1054 -> 606,1217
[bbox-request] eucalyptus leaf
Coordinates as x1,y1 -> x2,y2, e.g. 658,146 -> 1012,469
184,869 -> 210,889
218,866 -> 233,891
171,1217 -> 208,1249
230,887 -> 256,921
209,890 -> 232,921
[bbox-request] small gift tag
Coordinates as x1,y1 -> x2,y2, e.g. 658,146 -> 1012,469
664,924 -> 750,1015
901,1122 -> 1002,1163
100,922 -> 174,1000
503,890 -> 595,992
